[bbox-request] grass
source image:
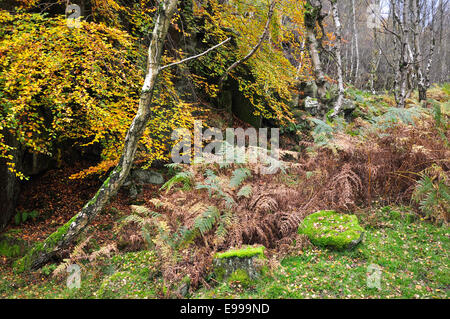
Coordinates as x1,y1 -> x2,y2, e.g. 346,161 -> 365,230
0,206 -> 448,299
193,207 -> 449,299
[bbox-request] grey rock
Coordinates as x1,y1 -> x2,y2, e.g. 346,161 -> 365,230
299,81 -> 318,99
304,96 -> 320,110
342,98 -> 356,111
213,247 -> 266,282
347,232 -> 364,250
122,169 -> 163,199
131,169 -> 164,185
213,256 -> 263,282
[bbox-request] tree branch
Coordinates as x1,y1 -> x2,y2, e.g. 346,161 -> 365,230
218,0 -> 278,86
159,37 -> 232,71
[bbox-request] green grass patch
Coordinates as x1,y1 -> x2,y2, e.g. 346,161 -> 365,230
194,207 -> 449,299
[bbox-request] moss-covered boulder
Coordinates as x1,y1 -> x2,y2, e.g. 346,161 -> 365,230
298,210 -> 364,250
213,245 -> 266,286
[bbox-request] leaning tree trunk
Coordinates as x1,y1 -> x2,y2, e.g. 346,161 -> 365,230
14,0 -> 180,272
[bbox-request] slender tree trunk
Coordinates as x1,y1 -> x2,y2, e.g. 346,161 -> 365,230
393,0 -> 411,108
330,0 -> 344,116
422,0 -> 439,97
351,0 -> 360,85
411,0 -> 426,101
15,0 -> 180,272
304,0 -> 327,112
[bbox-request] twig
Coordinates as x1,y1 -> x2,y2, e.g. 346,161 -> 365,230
218,0 -> 278,86
159,38 -> 232,71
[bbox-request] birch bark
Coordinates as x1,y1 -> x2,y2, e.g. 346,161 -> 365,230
16,0 -> 180,271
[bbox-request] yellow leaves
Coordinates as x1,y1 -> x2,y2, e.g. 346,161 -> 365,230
189,0 -> 306,125
0,12 -> 145,178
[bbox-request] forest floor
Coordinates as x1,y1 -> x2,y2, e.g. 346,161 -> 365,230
0,86 -> 449,299
0,205 -> 448,299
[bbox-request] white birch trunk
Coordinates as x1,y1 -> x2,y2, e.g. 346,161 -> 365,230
331,0 -> 345,116
16,0 -> 180,271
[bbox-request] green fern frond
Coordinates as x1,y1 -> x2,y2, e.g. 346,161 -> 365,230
412,166 -> 449,223
372,106 -> 424,127
194,206 -> 220,236
229,168 -> 251,189
160,171 -> 193,193
237,184 -> 252,198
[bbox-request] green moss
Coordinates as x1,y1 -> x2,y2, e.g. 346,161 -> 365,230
214,245 -> 265,259
228,269 -> 252,288
95,250 -> 161,299
95,271 -> 160,299
111,250 -> 159,279
214,265 -> 226,282
40,264 -> 57,277
298,210 -> 364,250
13,214 -> 79,273
0,239 -> 23,258
182,275 -> 191,285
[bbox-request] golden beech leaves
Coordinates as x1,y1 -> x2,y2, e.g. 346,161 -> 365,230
192,0 -> 311,125
0,10 -> 197,179
1,0 -> 317,180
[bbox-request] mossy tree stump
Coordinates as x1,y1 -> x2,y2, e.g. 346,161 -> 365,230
213,245 -> 266,285
298,210 -> 364,250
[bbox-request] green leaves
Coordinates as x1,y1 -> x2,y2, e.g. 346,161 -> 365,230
412,165 -> 449,224
14,210 -> 39,225
160,171 -> 194,193
229,168 -> 251,189
237,184 -> 252,198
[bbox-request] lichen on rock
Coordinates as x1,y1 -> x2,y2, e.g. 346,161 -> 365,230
298,210 -> 364,250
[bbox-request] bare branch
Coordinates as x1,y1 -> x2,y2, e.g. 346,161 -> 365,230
219,0 -> 278,86
159,37 -> 232,71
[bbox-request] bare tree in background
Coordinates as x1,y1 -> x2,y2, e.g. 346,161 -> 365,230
304,0 -> 328,112
330,0 -> 345,116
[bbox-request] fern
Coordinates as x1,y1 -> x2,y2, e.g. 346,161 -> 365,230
160,171 -> 194,193
196,170 -> 236,208
214,210 -> 234,246
181,206 -> 221,246
229,168 -> 251,189
431,101 -> 449,147
371,106 -> 424,128
412,165 -> 450,224
165,163 -> 183,175
310,118 -> 334,136
237,184 -> 252,198
309,117 -> 346,149
194,206 -> 220,236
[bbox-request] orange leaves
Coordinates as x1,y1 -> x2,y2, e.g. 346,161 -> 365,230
69,160 -> 118,179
